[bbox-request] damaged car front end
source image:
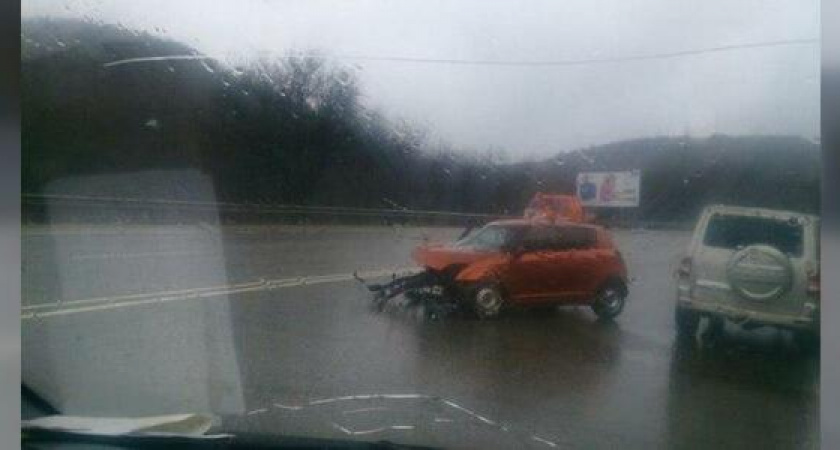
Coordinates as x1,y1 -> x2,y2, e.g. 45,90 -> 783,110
356,222 -> 526,317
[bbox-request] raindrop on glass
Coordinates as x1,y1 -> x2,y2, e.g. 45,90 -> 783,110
200,60 -> 216,74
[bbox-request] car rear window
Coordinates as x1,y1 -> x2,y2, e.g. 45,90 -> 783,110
557,226 -> 597,250
703,214 -> 804,256
522,226 -> 596,251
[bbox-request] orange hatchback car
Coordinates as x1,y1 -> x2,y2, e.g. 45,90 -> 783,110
409,219 -> 629,319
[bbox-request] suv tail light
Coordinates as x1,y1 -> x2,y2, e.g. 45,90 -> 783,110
677,256 -> 692,279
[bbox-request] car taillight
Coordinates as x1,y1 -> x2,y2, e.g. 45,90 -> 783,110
677,256 -> 692,279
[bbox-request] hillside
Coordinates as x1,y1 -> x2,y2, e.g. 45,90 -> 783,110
22,19 -> 820,223
519,135 -> 820,220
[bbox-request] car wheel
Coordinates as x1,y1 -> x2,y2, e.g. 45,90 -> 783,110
472,283 -> 505,319
591,284 -> 626,320
675,305 -> 700,338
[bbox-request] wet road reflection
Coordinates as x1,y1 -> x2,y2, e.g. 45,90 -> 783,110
22,226 -> 818,448
223,280 -> 817,449
665,325 -> 818,450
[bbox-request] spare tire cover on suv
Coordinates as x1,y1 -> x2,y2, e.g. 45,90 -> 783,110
725,244 -> 794,301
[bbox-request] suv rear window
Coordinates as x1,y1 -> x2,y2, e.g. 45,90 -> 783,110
703,214 -> 804,257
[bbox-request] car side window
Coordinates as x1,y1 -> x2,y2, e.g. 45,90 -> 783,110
521,226 -> 597,252
555,227 -> 597,250
521,227 -> 559,252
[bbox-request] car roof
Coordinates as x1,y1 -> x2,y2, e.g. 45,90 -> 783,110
488,218 -> 604,231
533,193 -> 579,201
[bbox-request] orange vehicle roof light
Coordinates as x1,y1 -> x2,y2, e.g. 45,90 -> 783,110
524,193 -> 585,224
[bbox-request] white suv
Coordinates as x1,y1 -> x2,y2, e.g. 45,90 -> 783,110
675,205 -> 820,344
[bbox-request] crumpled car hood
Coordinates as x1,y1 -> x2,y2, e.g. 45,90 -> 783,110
412,244 -> 496,272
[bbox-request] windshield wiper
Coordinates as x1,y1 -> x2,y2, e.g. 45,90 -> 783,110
21,385 -> 439,449
22,428 -> 437,449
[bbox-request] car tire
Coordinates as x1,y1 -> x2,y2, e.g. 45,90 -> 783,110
472,283 -> 506,319
675,305 -> 700,338
591,283 -> 627,320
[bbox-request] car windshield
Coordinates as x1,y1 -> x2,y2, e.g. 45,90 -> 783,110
454,224 -> 520,251
704,214 -> 805,256
21,0 -> 820,449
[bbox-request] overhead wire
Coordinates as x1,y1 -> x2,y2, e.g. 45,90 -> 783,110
104,38 -> 818,69
318,38 -> 818,67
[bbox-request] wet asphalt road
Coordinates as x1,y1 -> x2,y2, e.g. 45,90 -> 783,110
21,225 -> 819,449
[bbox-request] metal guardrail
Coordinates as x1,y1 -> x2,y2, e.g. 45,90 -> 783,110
22,194 -> 693,229
21,193 -> 511,222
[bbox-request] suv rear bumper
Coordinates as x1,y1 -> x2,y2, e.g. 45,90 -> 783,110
677,295 -> 819,332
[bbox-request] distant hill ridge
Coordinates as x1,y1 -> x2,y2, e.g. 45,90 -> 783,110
22,18 -> 820,221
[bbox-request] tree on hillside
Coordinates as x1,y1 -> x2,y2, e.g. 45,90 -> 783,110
22,19 -> 820,222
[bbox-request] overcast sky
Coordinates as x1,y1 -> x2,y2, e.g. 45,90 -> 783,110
24,0 -> 820,160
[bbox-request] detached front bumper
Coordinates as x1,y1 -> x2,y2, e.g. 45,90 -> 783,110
677,287 -> 819,332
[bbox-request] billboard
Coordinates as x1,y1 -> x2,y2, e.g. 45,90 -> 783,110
576,170 -> 641,207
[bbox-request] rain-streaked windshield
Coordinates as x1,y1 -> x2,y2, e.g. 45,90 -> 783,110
21,1 -> 820,449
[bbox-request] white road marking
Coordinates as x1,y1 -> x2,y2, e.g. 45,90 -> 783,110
21,284 -> 272,320
273,403 -> 304,411
22,280 -> 267,311
21,268 -> 421,320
